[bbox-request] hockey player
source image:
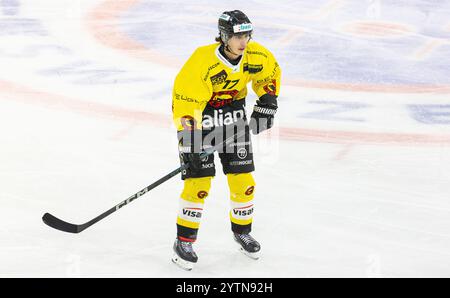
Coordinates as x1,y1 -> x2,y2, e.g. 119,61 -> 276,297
171,10 -> 281,270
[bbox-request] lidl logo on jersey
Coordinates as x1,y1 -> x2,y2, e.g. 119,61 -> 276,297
233,23 -> 252,33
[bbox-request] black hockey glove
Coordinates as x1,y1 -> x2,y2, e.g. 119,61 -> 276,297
181,151 -> 203,172
249,94 -> 278,135
178,129 -> 204,173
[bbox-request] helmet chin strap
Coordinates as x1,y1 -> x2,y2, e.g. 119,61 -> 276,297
225,43 -> 240,57
219,33 -> 235,57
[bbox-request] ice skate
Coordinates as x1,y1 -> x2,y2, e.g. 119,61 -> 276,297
233,233 -> 261,260
172,238 -> 198,271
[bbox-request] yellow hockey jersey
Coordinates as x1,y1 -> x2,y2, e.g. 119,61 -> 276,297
172,41 -> 281,131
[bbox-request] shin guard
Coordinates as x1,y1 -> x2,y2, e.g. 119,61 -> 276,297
176,177 -> 212,242
227,173 -> 255,234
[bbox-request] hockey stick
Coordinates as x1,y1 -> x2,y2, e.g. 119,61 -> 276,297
42,128 -> 247,233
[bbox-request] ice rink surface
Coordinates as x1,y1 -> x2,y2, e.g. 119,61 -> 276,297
1,0 -> 450,277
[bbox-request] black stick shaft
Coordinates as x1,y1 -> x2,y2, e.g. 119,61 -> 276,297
82,164 -> 189,230
43,128 -> 247,233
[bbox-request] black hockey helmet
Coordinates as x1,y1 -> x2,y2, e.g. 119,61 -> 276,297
218,10 -> 253,42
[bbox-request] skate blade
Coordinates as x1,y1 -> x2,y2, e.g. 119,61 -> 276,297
238,246 -> 260,260
172,253 -> 195,271
234,241 -> 260,260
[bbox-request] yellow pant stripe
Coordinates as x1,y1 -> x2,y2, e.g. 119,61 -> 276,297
177,217 -> 200,229
230,214 -> 253,226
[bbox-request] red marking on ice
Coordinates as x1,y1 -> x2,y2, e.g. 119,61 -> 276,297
87,0 -> 450,94
276,29 -> 304,47
0,80 -> 171,126
333,144 -> 354,161
411,39 -> 444,60
1,79 -> 450,146
2,1 -> 449,147
341,21 -> 412,38
86,0 -> 181,68
283,78 -> 450,94
277,126 -> 450,146
109,122 -> 138,141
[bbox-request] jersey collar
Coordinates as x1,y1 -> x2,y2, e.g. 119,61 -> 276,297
215,44 -> 242,73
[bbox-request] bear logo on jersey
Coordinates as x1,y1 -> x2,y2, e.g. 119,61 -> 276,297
263,80 -> 277,96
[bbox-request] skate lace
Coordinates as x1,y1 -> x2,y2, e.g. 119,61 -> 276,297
237,234 -> 255,245
180,241 -> 194,253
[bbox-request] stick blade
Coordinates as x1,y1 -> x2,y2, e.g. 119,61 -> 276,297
42,213 -> 80,233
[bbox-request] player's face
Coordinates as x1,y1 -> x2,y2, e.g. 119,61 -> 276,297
227,33 -> 251,55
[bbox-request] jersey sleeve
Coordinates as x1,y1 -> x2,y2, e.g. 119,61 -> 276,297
172,49 -> 212,131
251,48 -> 281,102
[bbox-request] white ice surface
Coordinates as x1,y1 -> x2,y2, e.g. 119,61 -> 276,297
0,0 -> 449,277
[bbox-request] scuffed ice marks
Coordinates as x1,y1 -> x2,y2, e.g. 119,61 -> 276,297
1,0 -> 20,16
122,0 -> 450,85
38,61 -> 152,85
0,0 -> 46,36
0,44 -> 71,58
0,18 -> 47,36
0,0 -> 155,89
